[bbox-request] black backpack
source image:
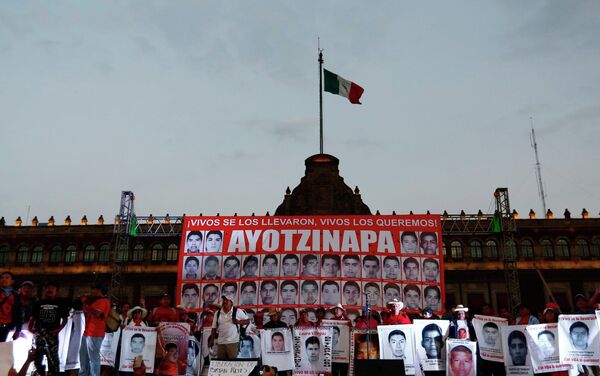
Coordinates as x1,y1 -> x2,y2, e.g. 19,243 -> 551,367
216,306 -> 247,336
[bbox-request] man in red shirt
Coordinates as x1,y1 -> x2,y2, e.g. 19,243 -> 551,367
384,299 -> 411,325
79,282 -> 111,376
148,294 -> 178,325
0,271 -> 22,342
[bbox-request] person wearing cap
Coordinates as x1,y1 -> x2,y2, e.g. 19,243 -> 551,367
79,282 -> 111,376
29,281 -> 69,376
209,294 -> 249,360
19,280 -> 38,323
263,308 -> 287,329
0,271 -> 22,342
542,302 -> 560,323
515,303 -> 540,325
574,292 -> 597,314
125,306 -> 148,327
384,299 -> 411,325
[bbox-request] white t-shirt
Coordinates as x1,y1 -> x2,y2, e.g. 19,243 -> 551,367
211,307 -> 248,344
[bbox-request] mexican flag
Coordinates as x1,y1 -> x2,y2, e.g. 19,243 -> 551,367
323,69 -> 364,104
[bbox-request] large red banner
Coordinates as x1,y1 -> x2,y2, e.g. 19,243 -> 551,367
176,215 -> 444,317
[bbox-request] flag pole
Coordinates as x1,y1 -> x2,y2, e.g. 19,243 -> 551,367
318,48 -> 324,154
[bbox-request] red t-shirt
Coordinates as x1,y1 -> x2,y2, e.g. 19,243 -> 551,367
150,306 -> 178,323
384,313 -> 411,325
83,298 -> 111,337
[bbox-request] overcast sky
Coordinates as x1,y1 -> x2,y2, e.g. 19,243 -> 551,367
1,1 -> 599,223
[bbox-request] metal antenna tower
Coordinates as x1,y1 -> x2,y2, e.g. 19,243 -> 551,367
110,191 -> 135,300
494,188 -> 521,311
530,118 -> 547,214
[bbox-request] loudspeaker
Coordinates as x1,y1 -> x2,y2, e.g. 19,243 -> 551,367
354,359 -> 406,376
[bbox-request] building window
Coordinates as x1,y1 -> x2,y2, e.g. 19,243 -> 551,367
450,241 -> 463,259
49,245 -> 62,264
591,239 -> 600,257
99,244 -> 111,262
117,244 -> 128,262
31,245 -> 43,264
65,245 -> 77,263
505,240 -> 517,259
485,240 -> 498,259
469,241 -> 482,259
556,239 -> 570,258
541,239 -> 553,258
167,244 -> 179,261
132,244 -> 145,261
84,245 -> 96,263
0,244 -> 8,265
442,242 -> 447,259
152,244 -> 164,262
576,239 -> 590,257
16,246 -> 29,264
520,239 -> 534,258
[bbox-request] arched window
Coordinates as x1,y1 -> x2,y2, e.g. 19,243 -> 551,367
450,241 -> 463,259
469,240 -> 482,259
16,245 -> 29,264
576,239 -> 590,257
117,244 -> 128,262
505,240 -> 517,259
442,242 -> 447,259
556,239 -> 569,257
65,245 -> 77,263
167,244 -> 179,261
99,244 -> 111,262
84,245 -> 96,263
0,244 -> 8,265
541,239 -> 553,258
152,244 -> 164,262
31,245 -> 43,264
132,244 -> 145,261
520,239 -> 534,258
49,245 -> 62,264
485,240 -> 498,259
591,238 -> 600,257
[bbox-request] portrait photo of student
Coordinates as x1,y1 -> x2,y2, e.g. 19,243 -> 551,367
400,231 -> 419,254
342,281 -> 361,306
402,257 -> 420,281
362,255 -> 381,279
423,286 -> 441,311
185,231 -> 203,253
204,230 -> 223,252
342,255 -> 361,278
281,308 -> 297,327
383,282 -> 401,303
507,330 -> 528,366
201,283 -> 219,307
239,281 -> 257,306
221,282 -> 238,304
239,335 -> 256,358
420,232 -> 438,255
270,331 -> 287,352
481,322 -> 500,348
182,256 -> 201,280
363,282 -> 382,308
448,345 -> 475,376
387,329 -> 407,360
301,254 -> 320,277
569,321 -> 590,350
280,280 -> 298,305
422,258 -> 440,283
221,255 -> 241,280
321,255 -> 341,278
261,254 -> 280,277
130,333 -> 146,355
321,280 -> 340,306
241,255 -> 259,278
305,336 -> 322,365
403,284 -> 421,311
281,254 -> 300,277
383,256 -> 401,280
202,256 -> 220,280
537,330 -> 556,358
300,280 -> 319,305
421,323 -> 444,360
181,283 -> 200,309
260,280 -> 278,305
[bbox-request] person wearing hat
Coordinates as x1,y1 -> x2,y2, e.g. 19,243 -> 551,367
574,293 -> 596,314
125,306 -> 148,327
541,302 -> 560,323
384,299 -> 411,325
449,305 -> 475,340
209,294 -> 249,360
330,303 -> 349,321
263,308 -> 287,329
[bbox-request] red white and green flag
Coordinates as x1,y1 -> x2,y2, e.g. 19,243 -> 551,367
323,68 -> 364,104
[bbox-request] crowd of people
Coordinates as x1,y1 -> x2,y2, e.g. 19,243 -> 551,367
2,270 -> 600,376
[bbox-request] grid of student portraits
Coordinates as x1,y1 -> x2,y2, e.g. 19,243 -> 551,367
176,216 -> 444,315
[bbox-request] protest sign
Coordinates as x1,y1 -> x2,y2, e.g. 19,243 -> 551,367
413,319 -> 450,372
208,360 -> 258,376
525,323 -> 571,373
100,328 -> 121,367
558,314 -> 600,365
446,339 -> 477,376
321,319 -> 351,363
501,325 -> 532,376
119,326 -> 157,373
261,328 -> 294,371
293,326 -> 333,375
472,315 -> 507,362
378,324 -> 417,375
